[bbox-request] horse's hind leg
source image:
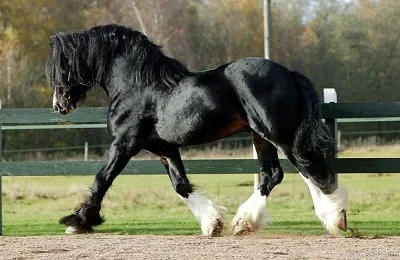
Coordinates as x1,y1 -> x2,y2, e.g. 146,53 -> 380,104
281,145 -> 348,236
147,143 -> 226,236
253,132 -> 284,196
299,172 -> 347,235
231,132 -> 282,236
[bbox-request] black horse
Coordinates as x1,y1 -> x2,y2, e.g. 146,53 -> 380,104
46,24 -> 347,236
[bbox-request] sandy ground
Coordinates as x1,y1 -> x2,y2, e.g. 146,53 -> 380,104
0,235 -> 399,260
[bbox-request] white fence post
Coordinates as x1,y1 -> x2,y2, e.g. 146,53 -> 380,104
323,88 -> 337,105
323,88 -> 338,138
84,142 -> 88,161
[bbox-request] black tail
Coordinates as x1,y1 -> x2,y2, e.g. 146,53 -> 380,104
291,71 -> 335,169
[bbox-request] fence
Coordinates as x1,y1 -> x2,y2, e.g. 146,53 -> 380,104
3,124 -> 399,157
0,102 -> 400,235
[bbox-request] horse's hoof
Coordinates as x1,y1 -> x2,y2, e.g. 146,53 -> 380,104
323,208 -> 348,236
233,227 -> 252,236
201,218 -> 224,237
65,226 -> 90,234
65,226 -> 78,234
338,209 -> 347,231
210,219 -> 224,237
232,218 -> 253,236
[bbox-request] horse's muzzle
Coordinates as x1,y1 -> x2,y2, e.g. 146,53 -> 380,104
53,104 -> 61,113
53,104 -> 71,115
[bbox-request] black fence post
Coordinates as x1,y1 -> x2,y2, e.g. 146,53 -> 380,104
325,110 -> 338,184
323,89 -> 338,187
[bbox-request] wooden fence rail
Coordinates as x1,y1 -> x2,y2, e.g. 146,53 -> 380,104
0,102 -> 400,235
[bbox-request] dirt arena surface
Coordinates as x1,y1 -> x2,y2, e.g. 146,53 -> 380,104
0,234 -> 399,260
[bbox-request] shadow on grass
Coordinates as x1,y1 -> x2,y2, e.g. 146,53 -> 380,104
4,220 -> 400,237
267,220 -> 400,236
95,220 -> 200,235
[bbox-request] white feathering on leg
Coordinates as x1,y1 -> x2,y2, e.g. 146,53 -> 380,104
300,173 -> 348,236
179,192 -> 226,236
231,189 -> 271,235
320,187 -> 348,236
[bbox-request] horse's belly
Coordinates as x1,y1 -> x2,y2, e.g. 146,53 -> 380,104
156,112 -> 248,145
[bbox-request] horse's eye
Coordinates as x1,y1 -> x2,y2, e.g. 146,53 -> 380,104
63,93 -> 71,100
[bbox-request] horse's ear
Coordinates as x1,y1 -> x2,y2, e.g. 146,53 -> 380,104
49,35 -> 56,48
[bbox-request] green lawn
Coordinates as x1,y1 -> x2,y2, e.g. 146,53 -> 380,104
2,145 -> 400,236
3,172 -> 400,237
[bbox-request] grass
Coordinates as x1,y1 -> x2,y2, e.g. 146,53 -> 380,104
2,145 -> 400,237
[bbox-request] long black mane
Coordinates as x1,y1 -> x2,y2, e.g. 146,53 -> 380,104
46,24 -> 190,91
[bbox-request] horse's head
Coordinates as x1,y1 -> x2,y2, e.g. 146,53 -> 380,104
46,24 -> 187,114
46,32 -> 91,114
52,85 -> 86,115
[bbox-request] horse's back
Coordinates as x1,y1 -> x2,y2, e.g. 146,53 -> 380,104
223,57 -> 295,93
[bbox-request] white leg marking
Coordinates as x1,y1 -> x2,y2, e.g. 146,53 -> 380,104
231,189 -> 271,235
179,192 -> 226,236
300,173 -> 348,236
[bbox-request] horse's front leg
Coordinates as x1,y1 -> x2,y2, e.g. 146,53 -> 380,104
166,152 -> 227,236
60,140 -> 141,233
148,143 -> 226,236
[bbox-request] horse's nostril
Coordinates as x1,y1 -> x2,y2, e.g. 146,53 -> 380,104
53,104 -> 60,112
